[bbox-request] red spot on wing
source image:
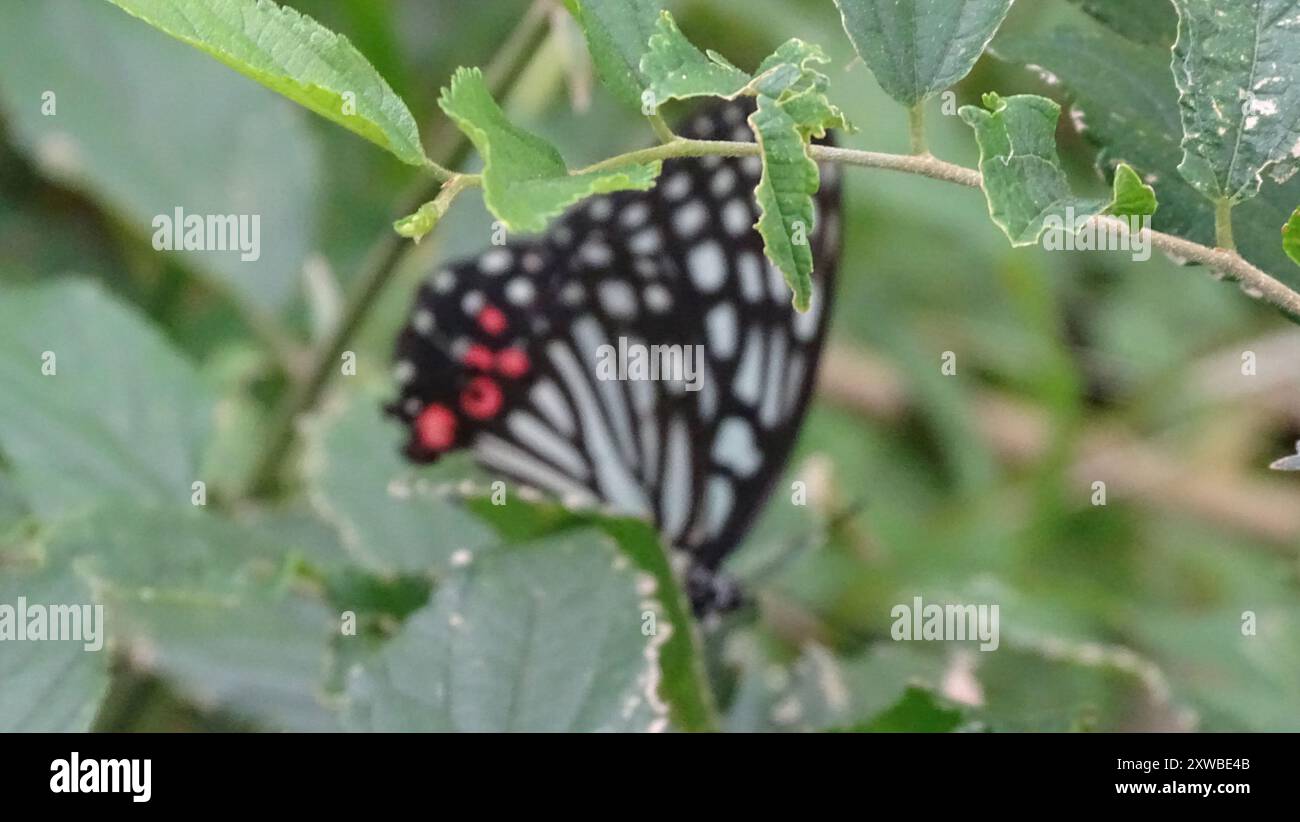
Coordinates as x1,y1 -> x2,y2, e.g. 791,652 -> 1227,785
495,347 -> 531,378
460,376 -> 503,420
477,305 -> 508,336
463,343 -> 494,371
415,404 -> 457,452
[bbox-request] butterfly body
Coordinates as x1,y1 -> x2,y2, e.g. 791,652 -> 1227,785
389,100 -> 842,613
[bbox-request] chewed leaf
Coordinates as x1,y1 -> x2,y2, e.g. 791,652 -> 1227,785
1285,207 -> 1300,267
1107,163 -> 1159,219
993,25 -> 1300,290
1171,0 -> 1300,204
563,0 -> 664,109
960,93 -> 1110,246
640,10 -> 751,106
750,94 -> 821,312
438,67 -> 660,234
104,0 -> 429,166
833,0 -> 1013,107
344,531 -> 672,732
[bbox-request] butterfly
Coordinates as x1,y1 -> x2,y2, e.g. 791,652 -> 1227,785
387,99 -> 842,614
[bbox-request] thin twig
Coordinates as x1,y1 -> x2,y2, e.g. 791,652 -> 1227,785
580,138 -> 1298,316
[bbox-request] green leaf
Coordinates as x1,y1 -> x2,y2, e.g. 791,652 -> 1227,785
1065,0 -> 1178,45
561,516 -> 718,732
851,686 -> 965,732
994,25 -> 1300,289
344,530 -> 672,732
0,0 -> 320,312
726,641 -> 954,732
463,498 -> 718,732
103,0 -> 428,166
1107,163 -> 1159,218
635,14 -> 846,310
563,0 -> 664,109
960,93 -> 1109,246
0,280 -> 214,519
55,505 -> 339,731
974,640 -> 1182,731
750,93 -> 833,312
438,67 -> 660,233
0,473 -> 30,542
1285,207 -> 1300,266
304,396 -> 498,575
0,564 -> 110,732
1171,0 -> 1300,204
640,10 -> 752,106
392,201 -> 442,242
833,0 -> 1013,107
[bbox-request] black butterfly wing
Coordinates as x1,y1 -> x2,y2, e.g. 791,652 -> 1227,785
389,100 -> 842,612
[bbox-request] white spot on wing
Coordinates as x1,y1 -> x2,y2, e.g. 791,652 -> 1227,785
673,200 -> 708,238
737,252 -> 764,302
506,277 -> 536,306
706,303 -> 738,359
479,248 -> 512,275
506,411 -> 590,479
760,332 -> 787,428
660,415 -> 693,540
688,240 -> 727,292
551,334 -> 646,514
712,417 -> 761,477
598,280 -> 639,319
663,172 -> 692,201
733,326 -> 764,405
705,474 -> 734,537
722,199 -> 751,237
530,379 -> 576,436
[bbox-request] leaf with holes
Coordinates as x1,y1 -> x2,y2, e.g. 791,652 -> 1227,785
1171,0 -> 1300,205
994,25 -> 1300,289
464,498 -> 718,733
640,10 -> 751,107
750,95 -> 824,312
0,280 -> 213,519
563,0 -> 664,109
104,0 -> 428,166
344,530 -> 672,732
439,67 -> 660,234
961,93 -> 1113,246
833,0 -> 1013,107
746,51 -> 846,312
